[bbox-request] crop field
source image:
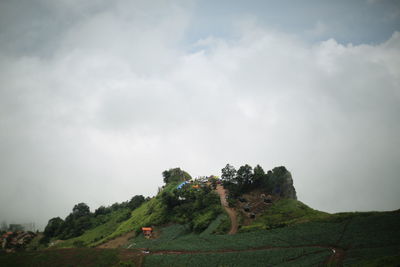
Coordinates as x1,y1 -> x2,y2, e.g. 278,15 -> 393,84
127,220 -> 347,251
126,224 -> 192,249
143,247 -> 331,267
0,249 -> 120,267
125,210 -> 400,266
0,211 -> 398,266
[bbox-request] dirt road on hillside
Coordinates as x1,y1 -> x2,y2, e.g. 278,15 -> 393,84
97,231 -> 135,248
216,184 -> 238,234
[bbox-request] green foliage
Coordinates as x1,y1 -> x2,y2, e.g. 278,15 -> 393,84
241,199 -> 329,231
221,164 -> 296,199
161,184 -> 222,232
126,224 -> 191,249
126,211 -> 400,254
162,168 -> 192,184
338,211 -> 400,248
192,209 -> 219,232
252,164 -> 265,187
94,206 -> 110,217
60,213 -> 92,239
236,164 -> 253,188
43,202 -> 94,240
43,194 -> 148,245
42,217 -> 64,242
201,214 -> 227,236
72,203 -> 91,217
25,234 -> 47,251
96,183 -> 181,243
53,208 -> 132,248
96,197 -> 168,245
128,195 -> 145,210
211,213 -> 231,235
31,166 -> 399,267
72,240 -> 85,248
221,164 -> 236,183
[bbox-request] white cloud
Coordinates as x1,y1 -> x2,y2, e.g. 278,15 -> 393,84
0,2 -> 399,228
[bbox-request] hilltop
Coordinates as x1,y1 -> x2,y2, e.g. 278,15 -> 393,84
1,164 -> 399,266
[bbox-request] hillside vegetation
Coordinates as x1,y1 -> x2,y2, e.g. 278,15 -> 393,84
240,199 -> 330,232
1,165 -> 399,266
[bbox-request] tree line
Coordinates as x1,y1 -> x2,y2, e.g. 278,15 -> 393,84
221,164 -> 297,199
41,195 -> 147,244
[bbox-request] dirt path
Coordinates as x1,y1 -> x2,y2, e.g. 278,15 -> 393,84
216,184 -> 238,235
134,244 -> 344,265
148,245 -> 339,255
97,231 -> 135,249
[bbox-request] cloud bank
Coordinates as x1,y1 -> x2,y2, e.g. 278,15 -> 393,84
0,0 -> 399,228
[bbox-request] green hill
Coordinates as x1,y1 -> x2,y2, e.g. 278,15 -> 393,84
240,199 -> 330,232
1,165 -> 399,266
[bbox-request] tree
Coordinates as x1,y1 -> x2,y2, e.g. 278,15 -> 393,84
160,191 -> 180,211
162,168 -> 192,184
128,195 -> 145,210
57,203 -> 93,239
253,164 -> 265,187
94,206 -> 110,217
221,164 -> 237,183
236,164 -> 253,186
72,203 -> 90,218
43,217 -> 64,238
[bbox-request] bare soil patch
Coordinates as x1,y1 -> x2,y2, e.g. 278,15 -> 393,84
97,231 -> 135,249
216,184 -> 238,234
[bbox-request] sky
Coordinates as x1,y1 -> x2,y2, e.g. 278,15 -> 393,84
0,0 -> 399,230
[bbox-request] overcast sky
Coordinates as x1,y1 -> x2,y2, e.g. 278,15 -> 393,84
0,0 -> 399,230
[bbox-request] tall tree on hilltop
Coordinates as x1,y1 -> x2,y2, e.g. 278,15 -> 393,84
163,168 -> 192,184
221,164 -> 237,183
72,203 -> 90,218
237,164 -> 253,186
253,164 -> 265,187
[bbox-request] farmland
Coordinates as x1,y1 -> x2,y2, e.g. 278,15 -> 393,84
1,167 -> 399,266
126,209 -> 400,266
144,247 -> 332,267
1,208 -> 399,266
4,209 -> 398,267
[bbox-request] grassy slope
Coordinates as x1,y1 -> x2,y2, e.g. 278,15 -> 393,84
1,195 -> 399,266
240,199 -> 330,232
121,200 -> 400,266
90,182 -> 222,247
51,183 -> 178,248
90,183 -> 179,247
2,210 -> 398,267
53,208 -> 131,248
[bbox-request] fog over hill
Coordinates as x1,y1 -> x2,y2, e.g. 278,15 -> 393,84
0,0 -> 399,229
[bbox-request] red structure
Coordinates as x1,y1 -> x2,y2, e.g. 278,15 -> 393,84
141,227 -> 153,239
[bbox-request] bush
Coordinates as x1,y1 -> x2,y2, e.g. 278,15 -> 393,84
162,168 -> 192,184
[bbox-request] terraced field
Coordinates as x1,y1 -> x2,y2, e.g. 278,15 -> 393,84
1,210 -> 399,266
129,210 -> 400,266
